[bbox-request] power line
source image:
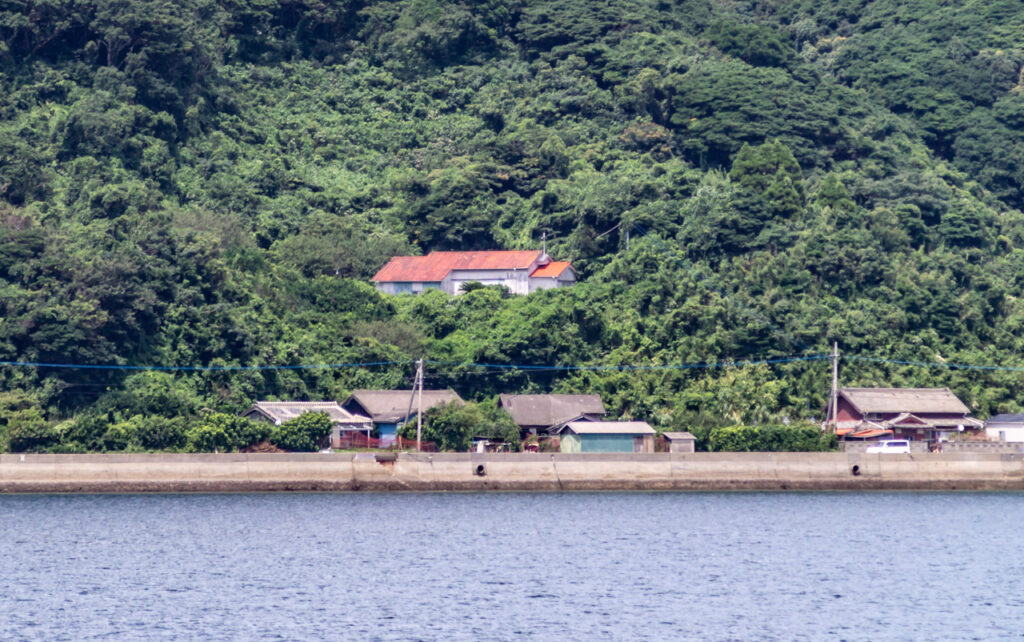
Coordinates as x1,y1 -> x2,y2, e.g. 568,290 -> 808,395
846,355 -> 1024,373
0,360 -> 403,372
424,355 -> 829,371
0,354 -> 828,374
8,353 -> 1024,374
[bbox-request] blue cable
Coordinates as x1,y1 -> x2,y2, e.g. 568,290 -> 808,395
845,355 -> 1024,372
424,354 -> 830,371
14,353 -> 1018,374
0,354 -> 830,373
0,360 -> 403,372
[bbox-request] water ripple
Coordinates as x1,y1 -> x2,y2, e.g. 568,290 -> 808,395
0,492 -> 1023,639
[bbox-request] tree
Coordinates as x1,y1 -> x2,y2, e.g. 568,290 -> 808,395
271,411 -> 332,452
814,173 -> 856,217
705,21 -> 793,68
101,414 -> 187,451
708,424 -> 837,452
399,401 -> 521,452
185,413 -> 269,452
6,408 -> 57,452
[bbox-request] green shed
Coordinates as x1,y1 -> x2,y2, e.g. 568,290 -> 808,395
558,421 -> 656,453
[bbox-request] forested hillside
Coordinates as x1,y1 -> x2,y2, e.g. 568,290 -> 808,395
3,0 -> 1024,451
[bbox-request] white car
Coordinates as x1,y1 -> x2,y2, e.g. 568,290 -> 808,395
865,439 -> 912,454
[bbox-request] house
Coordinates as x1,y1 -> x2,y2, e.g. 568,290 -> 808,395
372,250 -> 576,296
985,414 -> 1024,443
498,394 -> 606,435
828,387 -> 982,442
558,421 -> 656,453
662,431 -> 696,453
340,389 -> 464,446
240,401 -> 372,449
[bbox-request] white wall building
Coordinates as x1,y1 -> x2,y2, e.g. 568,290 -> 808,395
372,250 -> 576,295
985,414 -> 1024,443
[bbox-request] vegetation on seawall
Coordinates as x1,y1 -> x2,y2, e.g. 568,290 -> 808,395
2,0 -> 1024,453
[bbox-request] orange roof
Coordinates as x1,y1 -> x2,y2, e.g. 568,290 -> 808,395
836,428 -> 853,436
531,261 -> 572,278
850,428 -> 893,439
373,251 -> 543,282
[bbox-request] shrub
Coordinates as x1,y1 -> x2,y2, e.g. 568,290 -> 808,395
102,415 -> 189,451
270,411 -> 332,452
131,415 -> 188,450
708,424 -> 836,452
185,413 -> 270,452
7,409 -> 59,452
399,401 -> 521,452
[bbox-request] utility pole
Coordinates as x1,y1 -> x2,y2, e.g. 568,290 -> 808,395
403,362 -> 418,449
541,231 -> 547,257
829,342 -> 839,433
416,358 -> 424,451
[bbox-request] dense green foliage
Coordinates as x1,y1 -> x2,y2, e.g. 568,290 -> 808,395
706,424 -> 838,452
3,0 -> 1024,451
270,411 -> 332,452
399,401 -> 521,452
184,412 -> 269,452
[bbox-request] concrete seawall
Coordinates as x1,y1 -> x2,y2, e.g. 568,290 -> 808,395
3,452 -> 1024,492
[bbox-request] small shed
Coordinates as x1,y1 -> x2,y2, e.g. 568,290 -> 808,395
558,421 -> 655,453
985,414 -> 1024,443
662,431 -> 696,453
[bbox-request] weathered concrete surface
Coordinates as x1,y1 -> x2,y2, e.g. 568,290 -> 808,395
1,452 -> 1023,493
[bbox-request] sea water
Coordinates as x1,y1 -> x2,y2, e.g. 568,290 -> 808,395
1,492 -> 1022,640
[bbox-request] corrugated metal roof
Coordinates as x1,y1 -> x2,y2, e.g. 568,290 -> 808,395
560,421 -> 656,435
662,431 -> 695,440
840,387 -> 970,415
373,251 -> 543,283
498,394 -> 605,427
530,261 -> 572,278
244,401 -> 370,425
342,389 -> 464,422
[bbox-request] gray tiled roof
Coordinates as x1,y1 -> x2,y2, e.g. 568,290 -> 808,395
342,389 -> 463,422
840,388 -> 970,415
498,394 -> 605,427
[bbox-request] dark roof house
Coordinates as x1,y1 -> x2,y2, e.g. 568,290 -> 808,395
341,389 -> 464,424
498,394 -> 606,434
829,387 -> 982,441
